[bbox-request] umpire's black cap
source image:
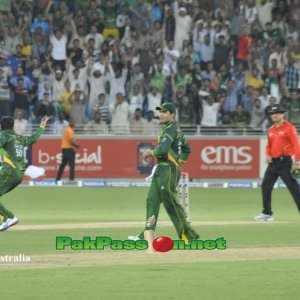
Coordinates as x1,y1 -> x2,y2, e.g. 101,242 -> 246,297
268,104 -> 287,115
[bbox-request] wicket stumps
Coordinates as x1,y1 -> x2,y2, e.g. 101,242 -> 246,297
178,172 -> 189,221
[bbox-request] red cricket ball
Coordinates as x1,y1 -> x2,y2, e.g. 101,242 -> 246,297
152,236 -> 174,252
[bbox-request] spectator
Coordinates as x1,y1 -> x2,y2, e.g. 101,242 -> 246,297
138,41 -> 155,78
3,26 -> 26,55
135,26 -> 153,50
213,35 -> 230,70
51,66 -> 68,106
130,63 -> 145,94
132,0 -> 152,29
52,111 -> 69,135
67,39 -> 83,66
59,80 -> 72,115
110,92 -> 131,134
188,83 -> 202,125
129,84 -> 144,114
150,61 -> 168,93
243,0 -> 258,26
108,59 -> 129,105
287,90 -> 300,126
70,88 -> 85,126
143,110 -> 160,135
33,91 -> 56,123
9,77 -> 31,119
283,58 -> 299,91
164,7 -> 176,42
0,68 -> 11,116
13,109 -> 31,135
268,43 -> 288,73
116,4 -> 130,40
259,86 -> 272,109
223,79 -> 240,113
262,96 -> 277,129
177,94 -> 196,133
92,93 -> 110,125
199,34 -> 215,70
31,31 -> 47,62
129,108 -> 145,134
7,45 -> 26,76
120,18 -> 136,48
146,87 -> 162,117
249,98 -> 265,133
219,112 -> 234,135
31,12 -> 50,36
163,40 -> 180,74
200,94 -> 224,134
246,63 -> 264,97
152,21 -> 163,46
85,24 -> 104,51
174,4 -> 192,51
231,103 -> 251,133
288,0 -> 300,27
84,112 -> 108,134
257,0 -> 274,29
240,86 -> 255,113
102,0 -> 118,39
87,55 -> 109,114
237,26 -> 252,68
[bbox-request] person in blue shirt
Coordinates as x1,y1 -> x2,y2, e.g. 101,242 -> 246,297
31,13 -> 50,36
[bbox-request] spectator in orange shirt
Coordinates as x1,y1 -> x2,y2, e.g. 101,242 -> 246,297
55,118 -> 80,181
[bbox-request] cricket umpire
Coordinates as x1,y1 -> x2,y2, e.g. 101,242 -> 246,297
56,117 -> 80,181
255,104 -> 300,221
130,102 -> 199,249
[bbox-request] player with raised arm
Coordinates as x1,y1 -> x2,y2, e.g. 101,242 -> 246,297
0,116 -> 50,231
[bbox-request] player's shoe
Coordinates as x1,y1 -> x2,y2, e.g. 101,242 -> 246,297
0,217 -> 19,231
254,213 -> 274,221
127,235 -> 140,241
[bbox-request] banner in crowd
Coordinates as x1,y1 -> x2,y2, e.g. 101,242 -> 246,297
31,138 -> 260,179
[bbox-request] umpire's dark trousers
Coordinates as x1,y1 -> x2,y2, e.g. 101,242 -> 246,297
261,156 -> 300,215
56,148 -> 76,181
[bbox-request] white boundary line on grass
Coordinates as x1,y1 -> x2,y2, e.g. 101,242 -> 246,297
10,220 -> 295,231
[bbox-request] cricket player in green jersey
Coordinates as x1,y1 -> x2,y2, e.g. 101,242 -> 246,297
129,102 -> 199,250
0,116 -> 50,231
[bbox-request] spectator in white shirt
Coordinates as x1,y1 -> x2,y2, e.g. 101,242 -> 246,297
14,110 -> 31,136
84,112 -> 108,134
110,92 -> 131,134
163,41 -> 180,75
146,87 -> 162,117
49,28 -> 68,71
85,25 -> 104,51
52,111 -> 69,135
200,94 -> 224,134
129,84 -> 144,114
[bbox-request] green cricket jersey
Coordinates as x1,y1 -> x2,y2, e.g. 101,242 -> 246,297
0,127 -> 44,171
152,121 -> 191,166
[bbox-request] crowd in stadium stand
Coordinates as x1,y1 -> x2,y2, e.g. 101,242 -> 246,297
0,0 -> 299,135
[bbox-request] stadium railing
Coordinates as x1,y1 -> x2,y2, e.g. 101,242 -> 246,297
24,124 -> 271,136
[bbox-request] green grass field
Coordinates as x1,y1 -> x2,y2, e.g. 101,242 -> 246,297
0,187 -> 300,300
